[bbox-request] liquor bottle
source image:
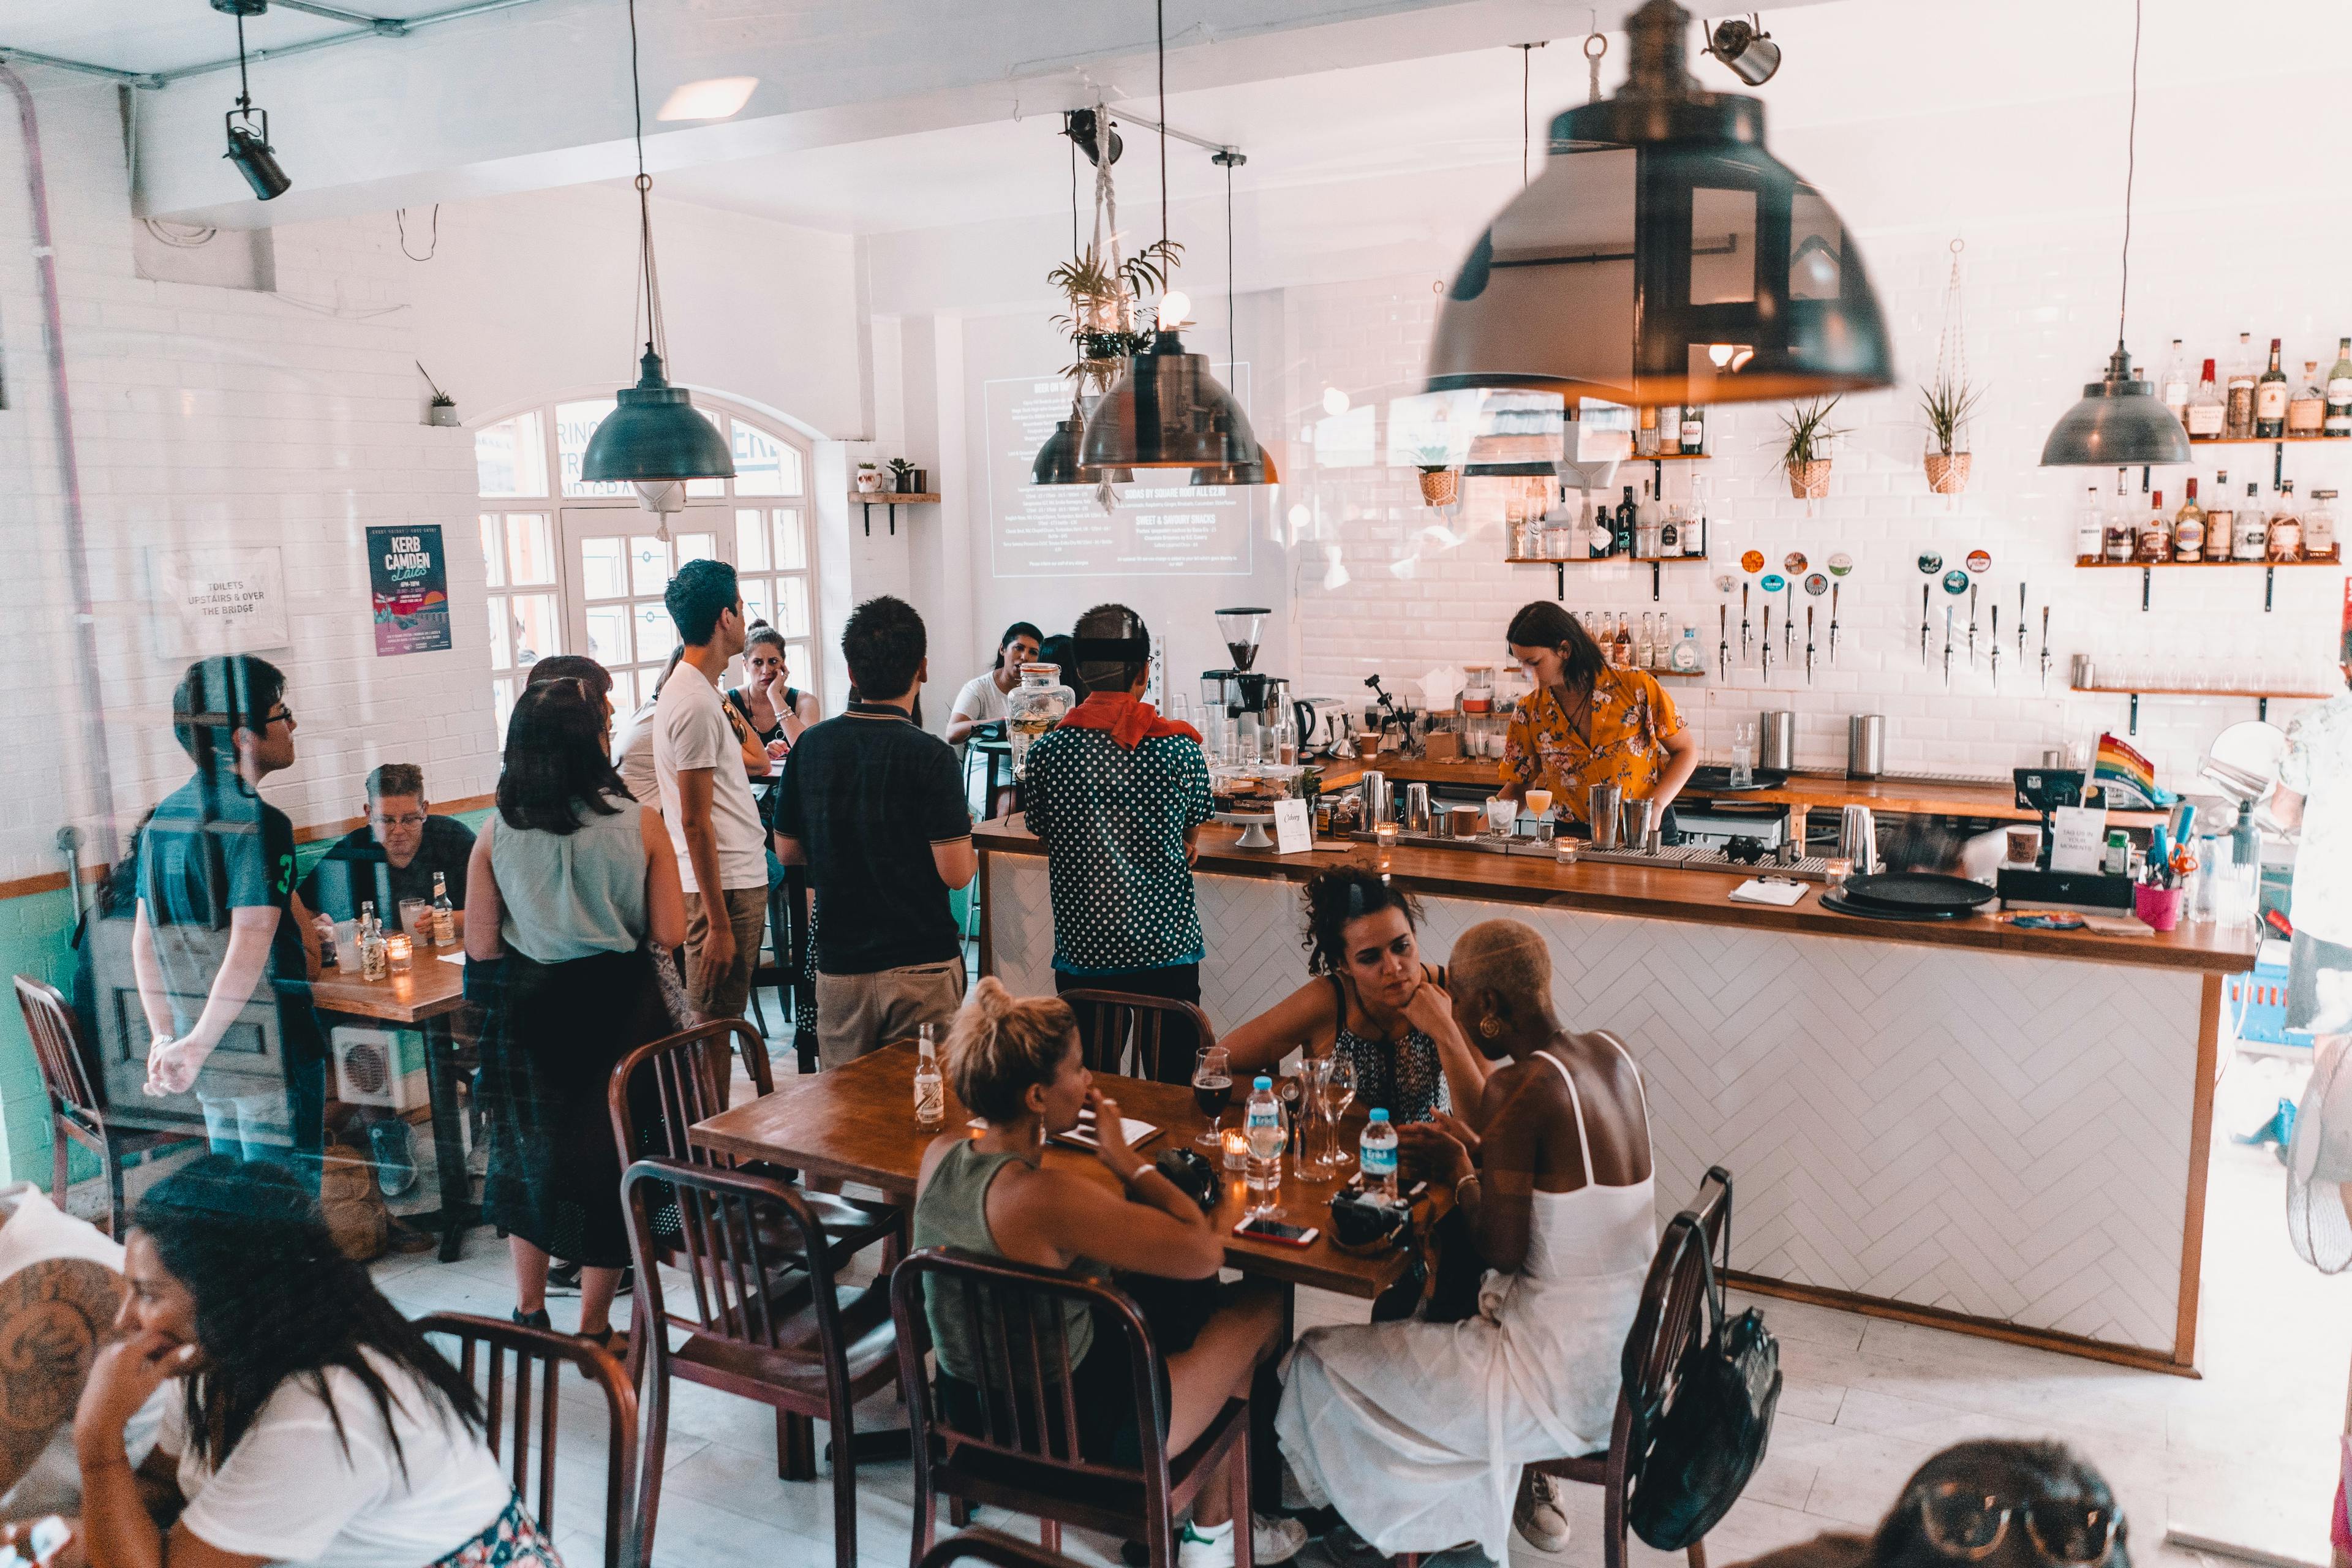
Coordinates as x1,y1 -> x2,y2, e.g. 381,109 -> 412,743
2137,489 -> 2170,563
1587,500 -> 1613,559
429,872 -> 456,947
913,1022 -> 944,1129
2225,333 -> 2258,439
2234,481 -> 2267,561
1635,404 -> 1660,458
2267,480 -> 2304,562
2158,339 -> 2191,422
1670,624 -> 1703,672
2203,470 -> 2235,562
2187,358 -> 2225,438
1680,404 -> 1705,454
1682,474 -> 1709,556
1637,612 -> 1655,669
2306,489 -> 2338,559
2075,484 -> 2105,560
2290,360 -> 2328,437
1659,504 -> 1681,556
1612,612 -> 1634,669
2172,478 -> 2206,562
1615,485 -> 1637,557
2103,468 -> 2135,562
2328,339 -> 2352,437
2255,337 -> 2289,438
357,902 -> 388,982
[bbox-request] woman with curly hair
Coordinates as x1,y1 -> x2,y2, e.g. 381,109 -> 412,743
69,1155 -> 559,1568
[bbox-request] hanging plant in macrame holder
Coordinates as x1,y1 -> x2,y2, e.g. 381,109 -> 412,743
1920,238 -> 1983,499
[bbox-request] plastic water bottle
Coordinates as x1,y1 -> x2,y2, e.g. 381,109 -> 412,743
1360,1108 -> 1400,1202
1244,1076 -> 1284,1200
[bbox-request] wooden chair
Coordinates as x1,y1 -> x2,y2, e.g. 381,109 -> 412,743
415,1312 -> 638,1568
891,1246 -> 1256,1568
919,1526 -> 1088,1568
622,1158 -> 900,1568
13,976 -> 197,1236
1057,989 -> 1214,1085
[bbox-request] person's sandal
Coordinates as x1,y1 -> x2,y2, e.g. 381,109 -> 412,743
574,1325 -> 627,1374
511,1306 -> 552,1331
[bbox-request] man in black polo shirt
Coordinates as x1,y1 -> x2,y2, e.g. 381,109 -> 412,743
774,595 -> 975,1069
298,762 -> 475,936
131,655 -> 325,1182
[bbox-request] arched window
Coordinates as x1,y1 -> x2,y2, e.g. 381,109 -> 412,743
472,396 -> 820,731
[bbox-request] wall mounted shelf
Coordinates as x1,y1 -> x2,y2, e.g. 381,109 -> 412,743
848,491 -> 940,536
2071,552 -> 2340,612
1507,554 -> 1712,602
2068,682 -> 2333,734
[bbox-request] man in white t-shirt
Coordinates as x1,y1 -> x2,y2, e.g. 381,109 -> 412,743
654,559 -> 771,1023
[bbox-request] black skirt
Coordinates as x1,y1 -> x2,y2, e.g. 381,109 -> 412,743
477,946 -> 673,1268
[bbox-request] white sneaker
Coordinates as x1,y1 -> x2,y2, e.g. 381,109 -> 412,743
1178,1513 -> 1310,1568
1512,1469 -> 1572,1555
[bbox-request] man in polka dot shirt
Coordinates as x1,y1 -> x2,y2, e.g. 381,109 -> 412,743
1021,603 -> 1214,1083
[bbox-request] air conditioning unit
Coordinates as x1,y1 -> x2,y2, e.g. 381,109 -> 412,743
331,1026 -> 424,1112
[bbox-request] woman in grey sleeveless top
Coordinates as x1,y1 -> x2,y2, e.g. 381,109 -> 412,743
465,676 -> 685,1352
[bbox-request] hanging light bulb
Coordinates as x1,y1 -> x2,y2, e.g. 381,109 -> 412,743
1157,290 -> 1192,329
1428,0 -> 1893,407
2039,0 -> 2188,468
580,0 -> 734,486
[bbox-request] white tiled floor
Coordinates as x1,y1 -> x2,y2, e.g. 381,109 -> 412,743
347,1041 -> 2345,1568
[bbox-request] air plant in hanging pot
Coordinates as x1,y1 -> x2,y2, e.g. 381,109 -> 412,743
1411,442 -> 1460,507
1047,238 -> 1185,402
1920,375 -> 1983,495
1779,396 -> 1849,499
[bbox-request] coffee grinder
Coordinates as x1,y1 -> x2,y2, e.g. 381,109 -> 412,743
1202,607 -> 1289,761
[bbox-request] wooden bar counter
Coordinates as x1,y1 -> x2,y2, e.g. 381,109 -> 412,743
976,816 -> 2255,1373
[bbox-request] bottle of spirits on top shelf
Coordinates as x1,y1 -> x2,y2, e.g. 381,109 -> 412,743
2329,339 -> 2352,437
2158,339 -> 2191,423
2290,360 -> 2328,437
2138,490 -> 2171,563
2104,468 -> 2135,562
2307,489 -> 2338,559
2075,484 -> 2105,561
1588,500 -> 1612,559
1680,404 -> 1705,454
2268,480 -> 2304,562
1615,485 -> 1637,557
2225,333 -> 2258,439
2203,471 -> 2235,562
2234,481 -> 2267,560
2187,358 -> 2225,438
2255,337 -> 2290,439
2173,480 -> 2206,561
1635,405 -> 1660,458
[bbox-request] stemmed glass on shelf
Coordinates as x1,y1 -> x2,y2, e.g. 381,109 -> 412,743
1193,1046 -> 1234,1152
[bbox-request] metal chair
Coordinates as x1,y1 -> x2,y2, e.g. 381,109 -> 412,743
12,975 -> 197,1235
622,1158 -> 900,1568
1057,989 -> 1213,1085
415,1311 -> 638,1568
891,1246 -> 1256,1568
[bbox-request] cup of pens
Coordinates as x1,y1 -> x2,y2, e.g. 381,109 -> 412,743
2133,883 -> 2184,932
2136,825 -> 2187,931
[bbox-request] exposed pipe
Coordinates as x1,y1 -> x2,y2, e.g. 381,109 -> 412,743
0,0 -> 550,91
2,65 -> 119,864
0,49 -> 161,91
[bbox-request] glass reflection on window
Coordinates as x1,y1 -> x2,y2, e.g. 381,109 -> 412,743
474,412 -> 546,499
1689,188 -> 1757,306
1790,189 -> 1842,300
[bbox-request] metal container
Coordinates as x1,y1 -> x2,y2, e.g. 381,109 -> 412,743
1760,710 -> 1796,772
1402,782 -> 1432,834
1847,714 -> 1886,780
1360,771 -> 1391,826
1621,797 -> 1656,851
1838,804 -> 1880,875
1588,782 -> 1624,848
2071,653 -> 2095,688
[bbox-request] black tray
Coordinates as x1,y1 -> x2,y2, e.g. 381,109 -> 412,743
1819,891 -> 1973,923
1687,765 -> 1790,793
1838,871 -> 1997,915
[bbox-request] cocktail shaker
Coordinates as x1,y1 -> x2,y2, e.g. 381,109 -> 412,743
1621,797 -> 1656,853
1838,804 -> 1880,875
1760,710 -> 1796,772
1360,771 -> 1391,826
1402,782 -> 1432,834
1589,782 -> 1624,848
1847,715 -> 1885,779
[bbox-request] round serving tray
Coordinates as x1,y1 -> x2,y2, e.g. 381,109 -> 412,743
1837,871 -> 1997,915
1819,891 -> 1973,923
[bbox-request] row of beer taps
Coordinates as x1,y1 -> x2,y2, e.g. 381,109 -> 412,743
1916,581 -> 2054,692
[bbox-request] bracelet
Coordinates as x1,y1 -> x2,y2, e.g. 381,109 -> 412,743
1455,1172 -> 1480,1199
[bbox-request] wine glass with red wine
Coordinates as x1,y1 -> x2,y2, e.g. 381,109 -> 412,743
1193,1046 -> 1234,1152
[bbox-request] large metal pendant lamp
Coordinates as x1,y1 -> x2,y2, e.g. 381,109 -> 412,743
1190,149 -> 1278,486
1077,0 -> 1272,478
581,0 -> 735,486
2039,0 -> 2188,468
1427,0 -> 1893,407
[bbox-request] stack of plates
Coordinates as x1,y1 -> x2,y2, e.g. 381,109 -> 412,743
1820,872 -> 1996,922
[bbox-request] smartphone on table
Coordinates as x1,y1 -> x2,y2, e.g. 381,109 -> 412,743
1233,1215 -> 1318,1246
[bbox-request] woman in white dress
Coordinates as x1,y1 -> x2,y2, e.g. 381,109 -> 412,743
1275,918 -> 1656,1562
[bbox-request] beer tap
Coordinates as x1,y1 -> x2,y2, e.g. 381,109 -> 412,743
1919,584 -> 1931,666
1804,606 -> 1816,685
1717,603 -> 1730,682
2017,582 -> 2028,667
1740,582 -> 1752,660
1967,582 -> 1979,667
1989,605 -> 2000,691
1761,605 -> 1773,684
1828,582 -> 1842,665
2039,605 -> 2052,694
1943,605 -> 1954,689
1784,580 -> 1796,659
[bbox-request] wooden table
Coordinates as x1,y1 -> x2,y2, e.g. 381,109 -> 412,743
311,952 -> 477,1261
690,1041 -> 1423,1301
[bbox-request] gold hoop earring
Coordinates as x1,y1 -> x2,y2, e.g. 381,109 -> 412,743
1477,1015 -> 1504,1039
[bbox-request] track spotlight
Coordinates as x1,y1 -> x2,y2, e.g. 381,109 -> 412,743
1064,108 -> 1122,168
213,0 -> 290,199
1704,15 -> 1781,86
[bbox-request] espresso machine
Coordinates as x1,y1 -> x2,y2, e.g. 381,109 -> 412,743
1200,607 -> 1291,761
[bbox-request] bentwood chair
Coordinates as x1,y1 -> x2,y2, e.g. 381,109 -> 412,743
1057,989 -> 1214,1086
921,1527 -> 1089,1568
622,1158 -> 900,1568
13,976 -> 198,1236
415,1311 -> 638,1568
891,1247 -> 1256,1568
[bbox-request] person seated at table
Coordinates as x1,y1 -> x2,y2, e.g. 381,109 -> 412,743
299,763 -> 476,937
946,620 -> 1043,746
1221,865 -> 1494,1123
67,1156 -> 564,1568
913,979 -> 1302,1568
728,624 -> 818,805
1276,917 -> 1654,1563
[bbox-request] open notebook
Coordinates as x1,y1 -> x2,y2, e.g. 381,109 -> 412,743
970,1108 -> 1160,1153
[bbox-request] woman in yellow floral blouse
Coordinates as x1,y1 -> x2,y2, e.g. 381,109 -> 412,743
1497,601 -> 1698,831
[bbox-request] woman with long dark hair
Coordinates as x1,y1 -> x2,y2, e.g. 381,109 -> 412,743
70,1155 -> 559,1568
1499,601 -> 1698,833
466,677 -> 686,1349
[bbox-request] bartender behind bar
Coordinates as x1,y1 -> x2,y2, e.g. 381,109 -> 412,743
1496,601 -> 1698,834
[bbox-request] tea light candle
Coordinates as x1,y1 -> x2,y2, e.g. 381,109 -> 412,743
1554,839 -> 1579,866
1823,857 -> 1853,889
384,933 -> 414,974
1374,822 -> 1397,867
1222,1128 -> 1250,1172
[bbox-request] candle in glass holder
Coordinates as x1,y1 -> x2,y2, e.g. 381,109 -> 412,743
1374,822 -> 1397,869
1823,857 -> 1853,889
1554,838 -> 1579,866
1222,1128 -> 1250,1172
384,933 -> 414,974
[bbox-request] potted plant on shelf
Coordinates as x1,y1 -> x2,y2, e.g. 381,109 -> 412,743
888,457 -> 922,494
1778,396 -> 1847,499
856,461 -> 883,493
1411,442 -> 1460,507
1920,375 -> 1981,496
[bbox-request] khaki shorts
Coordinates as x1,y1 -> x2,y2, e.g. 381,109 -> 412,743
685,884 -> 769,1021
815,960 -> 967,1071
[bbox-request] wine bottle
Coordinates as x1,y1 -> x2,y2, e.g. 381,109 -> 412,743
2255,337 -> 2288,439
2327,338 -> 2352,437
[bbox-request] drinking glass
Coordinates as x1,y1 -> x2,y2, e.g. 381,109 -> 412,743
1192,1046 -> 1234,1152
1296,1057 -> 1336,1176
1731,721 -> 1758,788
398,897 -> 430,937
1485,796 -> 1518,839
1323,1052 -> 1357,1166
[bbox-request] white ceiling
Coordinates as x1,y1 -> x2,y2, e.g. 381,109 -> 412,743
0,0 -> 469,78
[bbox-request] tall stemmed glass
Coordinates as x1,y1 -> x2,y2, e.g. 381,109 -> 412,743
1324,1052 -> 1358,1166
1192,1047 -> 1234,1152
1297,1057 -> 1336,1176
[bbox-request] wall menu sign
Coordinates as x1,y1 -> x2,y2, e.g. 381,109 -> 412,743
149,546 -> 288,656
366,525 -> 451,656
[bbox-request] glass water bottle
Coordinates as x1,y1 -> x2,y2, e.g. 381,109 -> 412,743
1006,663 -> 1075,781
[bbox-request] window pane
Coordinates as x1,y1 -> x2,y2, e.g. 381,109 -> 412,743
511,593 -> 560,668
674,532 -> 715,565
608,668 -> 636,713
475,411 -> 546,499
742,579 -> 772,630
686,477 -> 725,499
771,508 -> 805,570
771,576 -> 810,639
584,605 -> 631,669
492,679 -> 515,739
629,536 -> 671,597
556,399 -> 630,497
731,420 -> 801,496
487,594 -> 511,670
506,513 -> 554,584
479,514 -> 505,589
633,601 -> 672,665
1690,187 -> 1757,306
579,535 -> 627,600
735,509 -> 769,572
784,642 -> 813,691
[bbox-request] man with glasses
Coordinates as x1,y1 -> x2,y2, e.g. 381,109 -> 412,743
131,656 -> 326,1183
299,763 -> 476,935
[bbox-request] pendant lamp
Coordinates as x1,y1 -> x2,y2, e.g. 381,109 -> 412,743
581,0 -> 734,486
1427,0 -> 1893,407
1190,149 -> 1278,486
2038,0 -> 2188,468
1077,1 -> 1272,478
